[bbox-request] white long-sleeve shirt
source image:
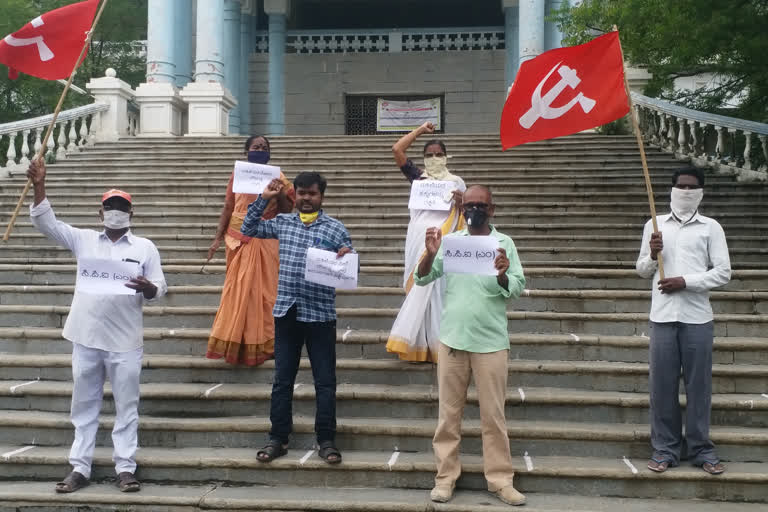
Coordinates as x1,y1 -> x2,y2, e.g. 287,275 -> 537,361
636,212 -> 731,324
30,198 -> 167,352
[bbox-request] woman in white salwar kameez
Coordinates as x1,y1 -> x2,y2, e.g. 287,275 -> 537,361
386,122 -> 465,362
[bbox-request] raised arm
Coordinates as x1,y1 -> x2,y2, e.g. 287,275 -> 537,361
392,121 -> 435,168
27,160 -> 84,254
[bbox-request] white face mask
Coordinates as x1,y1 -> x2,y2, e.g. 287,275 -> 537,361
424,155 -> 449,180
103,209 -> 131,229
670,188 -> 703,222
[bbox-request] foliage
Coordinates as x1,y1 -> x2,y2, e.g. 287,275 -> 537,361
0,0 -> 147,124
596,116 -> 630,136
550,0 -> 768,122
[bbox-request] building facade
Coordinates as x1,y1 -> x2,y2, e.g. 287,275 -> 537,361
137,0 -> 571,136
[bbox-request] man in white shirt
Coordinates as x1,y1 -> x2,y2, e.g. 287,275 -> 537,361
636,166 -> 731,476
27,160 -> 167,493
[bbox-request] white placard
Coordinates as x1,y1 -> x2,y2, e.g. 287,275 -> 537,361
408,180 -> 456,211
376,98 -> 441,132
304,248 -> 359,289
232,161 -> 282,195
76,258 -> 140,296
442,235 -> 500,276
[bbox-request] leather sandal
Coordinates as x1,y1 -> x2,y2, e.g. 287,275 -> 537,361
318,440 -> 342,464
256,440 -> 287,463
55,471 -> 89,493
116,472 -> 141,492
647,458 -> 670,473
702,461 -> 725,475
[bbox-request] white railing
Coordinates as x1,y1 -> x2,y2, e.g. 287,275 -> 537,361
0,103 -> 108,176
254,27 -> 506,54
632,92 -> 768,181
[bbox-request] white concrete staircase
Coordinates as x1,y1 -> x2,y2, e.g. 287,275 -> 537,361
0,134 -> 766,511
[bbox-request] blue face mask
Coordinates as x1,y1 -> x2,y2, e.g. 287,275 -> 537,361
247,150 -> 270,164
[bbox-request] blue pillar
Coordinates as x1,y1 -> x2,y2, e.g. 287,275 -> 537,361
503,2 -> 519,86
146,0 -> 176,83
195,0 -> 225,82
267,13 -> 286,135
224,0 -> 242,134
173,0 -> 193,87
518,0 -> 546,67
545,0 -> 566,50
240,11 -> 254,135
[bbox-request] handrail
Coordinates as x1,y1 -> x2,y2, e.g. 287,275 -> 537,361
631,92 -> 768,136
0,103 -> 109,136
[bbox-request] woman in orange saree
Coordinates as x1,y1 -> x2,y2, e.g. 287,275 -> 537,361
205,135 -> 295,365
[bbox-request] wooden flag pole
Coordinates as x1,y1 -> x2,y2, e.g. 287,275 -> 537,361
613,26 -> 665,280
3,0 -> 111,242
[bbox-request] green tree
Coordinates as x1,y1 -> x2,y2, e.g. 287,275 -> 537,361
0,0 -> 147,124
551,0 -> 768,122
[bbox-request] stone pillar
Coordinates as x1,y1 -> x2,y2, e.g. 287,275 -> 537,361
174,0 -> 194,88
180,0 -> 237,136
240,1 -> 257,135
265,0 -> 289,136
518,0 -> 545,67
135,0 -> 185,136
86,69 -> 135,142
224,0 -> 242,134
145,0 -> 176,83
545,0 -> 566,50
502,0 -> 519,88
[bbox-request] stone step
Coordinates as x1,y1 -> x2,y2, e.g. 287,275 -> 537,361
2,328 -> 766,365
1,352 -> 766,393
0,445 -> 764,502
0,304 -> 766,336
1,380 -> 766,426
2,285 -> 767,316
3,265 -> 766,291
1,410 -> 766,462
3,482 -> 765,512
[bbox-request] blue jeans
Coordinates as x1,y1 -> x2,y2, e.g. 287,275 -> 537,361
269,305 -> 337,445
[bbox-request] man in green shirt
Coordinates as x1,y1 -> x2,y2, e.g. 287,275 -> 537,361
415,185 -> 526,507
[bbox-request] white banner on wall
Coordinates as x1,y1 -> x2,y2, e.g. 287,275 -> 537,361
376,98 -> 441,132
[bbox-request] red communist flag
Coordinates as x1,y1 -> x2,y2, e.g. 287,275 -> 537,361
0,0 -> 99,80
500,32 -> 630,149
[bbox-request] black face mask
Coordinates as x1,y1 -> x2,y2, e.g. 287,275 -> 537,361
464,207 -> 489,227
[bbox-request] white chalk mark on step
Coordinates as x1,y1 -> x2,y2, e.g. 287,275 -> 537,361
387,450 -> 400,470
522,289 -> 530,297
2,445 -> 36,460
570,333 -> 580,342
294,383 -> 302,391
622,456 -> 638,474
299,449 -> 314,465
523,451 -> 534,471
342,329 -> 352,342
761,394 -> 768,400
517,388 -> 525,402
203,383 -> 223,397
9,380 -> 38,394
169,329 -> 175,335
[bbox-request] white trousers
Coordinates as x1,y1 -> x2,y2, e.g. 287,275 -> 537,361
69,343 -> 143,478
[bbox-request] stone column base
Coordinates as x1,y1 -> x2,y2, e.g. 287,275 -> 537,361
179,82 -> 237,136
134,82 -> 186,136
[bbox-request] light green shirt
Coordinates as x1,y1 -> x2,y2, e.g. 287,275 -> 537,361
414,226 -> 525,353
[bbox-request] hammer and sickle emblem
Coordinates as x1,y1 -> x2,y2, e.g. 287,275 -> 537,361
519,62 -> 597,129
3,16 -> 55,62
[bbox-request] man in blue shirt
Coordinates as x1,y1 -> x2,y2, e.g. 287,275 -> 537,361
241,172 -> 352,465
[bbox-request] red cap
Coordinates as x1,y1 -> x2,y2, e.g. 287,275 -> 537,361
102,189 -> 132,204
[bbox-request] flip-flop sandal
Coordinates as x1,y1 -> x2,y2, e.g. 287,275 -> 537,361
116,472 -> 141,492
318,440 -> 342,465
702,461 -> 725,475
256,440 -> 287,463
647,458 -> 670,473
55,471 -> 89,493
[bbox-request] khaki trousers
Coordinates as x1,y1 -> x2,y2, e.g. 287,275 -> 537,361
433,342 -> 515,491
